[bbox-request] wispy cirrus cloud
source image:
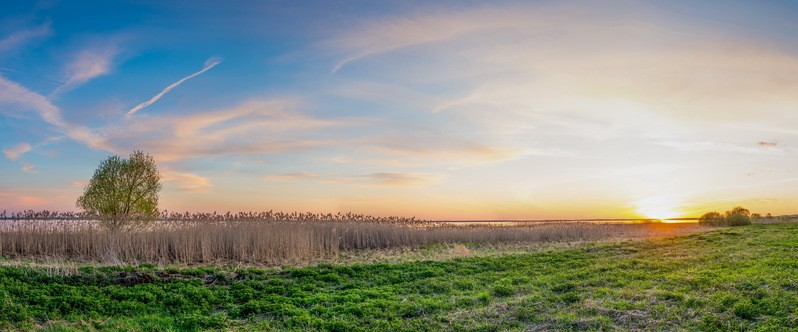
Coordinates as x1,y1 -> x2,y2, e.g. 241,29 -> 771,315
329,3 -> 798,123
2,137 -> 66,174
263,172 -> 320,181
0,21 -> 51,54
365,129 -> 529,166
364,172 -> 440,187
126,56 -> 222,118
3,70 -> 343,164
0,191 -> 47,207
264,172 -> 440,187
20,162 -> 36,173
328,6 -> 529,73
0,75 -> 118,155
2,142 -> 32,161
653,140 -> 785,155
325,2 -> 798,171
0,75 -> 68,127
51,45 -> 120,96
111,99 -> 344,161
162,169 -> 212,193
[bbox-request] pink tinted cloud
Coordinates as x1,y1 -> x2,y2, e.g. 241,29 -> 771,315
0,192 -> 48,207
2,142 -> 31,160
51,45 -> 120,96
161,169 -> 212,193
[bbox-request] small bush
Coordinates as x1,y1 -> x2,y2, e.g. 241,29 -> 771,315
698,212 -> 724,226
725,213 -> 751,226
699,207 -> 752,227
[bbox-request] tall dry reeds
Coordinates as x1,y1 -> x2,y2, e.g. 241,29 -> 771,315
0,215 -> 707,265
0,210 -> 421,223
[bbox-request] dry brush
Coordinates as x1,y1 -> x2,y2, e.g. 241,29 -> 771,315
0,212 -> 708,265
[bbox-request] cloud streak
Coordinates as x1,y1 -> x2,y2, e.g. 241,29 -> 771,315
653,140 -> 785,155
0,75 -> 116,152
112,99 -> 344,161
263,172 -> 440,187
20,162 -> 36,173
51,45 -> 120,96
263,172 -> 320,181
0,21 -> 51,54
2,142 -> 31,161
365,129 -> 529,166
364,172 -> 440,187
126,56 -> 222,118
0,192 -> 47,207
3,70 -> 351,166
326,3 -> 798,166
162,169 -> 212,193
329,7 -> 529,73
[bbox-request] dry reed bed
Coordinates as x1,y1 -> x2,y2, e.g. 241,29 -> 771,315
0,219 -> 708,265
1,210 -> 421,223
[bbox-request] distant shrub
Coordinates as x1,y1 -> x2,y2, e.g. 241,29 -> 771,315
698,212 -> 724,226
726,206 -> 750,218
699,207 -> 752,227
725,206 -> 751,226
725,213 -> 751,226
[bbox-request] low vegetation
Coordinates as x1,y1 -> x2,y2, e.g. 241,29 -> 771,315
0,216 -> 704,265
1,223 -> 796,331
698,206 -> 757,227
0,210 -> 422,224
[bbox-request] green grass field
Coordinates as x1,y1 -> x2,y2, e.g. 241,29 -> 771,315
2,223 -> 796,331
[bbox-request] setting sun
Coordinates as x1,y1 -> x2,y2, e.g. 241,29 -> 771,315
634,196 -> 684,220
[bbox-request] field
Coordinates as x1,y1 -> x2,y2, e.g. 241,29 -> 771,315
1,222 -> 796,331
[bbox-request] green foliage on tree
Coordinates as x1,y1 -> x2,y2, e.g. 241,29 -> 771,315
698,211 -> 724,226
698,206 -> 752,227
725,206 -> 751,226
76,151 -> 162,231
726,207 -> 750,218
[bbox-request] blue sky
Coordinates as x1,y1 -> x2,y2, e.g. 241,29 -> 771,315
2,0 -> 797,219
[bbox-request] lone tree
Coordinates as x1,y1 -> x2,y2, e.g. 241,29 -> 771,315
76,150 -> 162,231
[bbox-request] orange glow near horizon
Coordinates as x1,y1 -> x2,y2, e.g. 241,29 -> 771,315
3,188 -> 794,221
634,196 -> 685,220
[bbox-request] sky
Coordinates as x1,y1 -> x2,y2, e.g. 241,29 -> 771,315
1,0 -> 797,220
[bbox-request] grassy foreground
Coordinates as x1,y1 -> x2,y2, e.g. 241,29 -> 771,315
1,223 -> 797,331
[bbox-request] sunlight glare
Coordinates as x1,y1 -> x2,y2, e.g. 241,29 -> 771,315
634,196 -> 683,220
